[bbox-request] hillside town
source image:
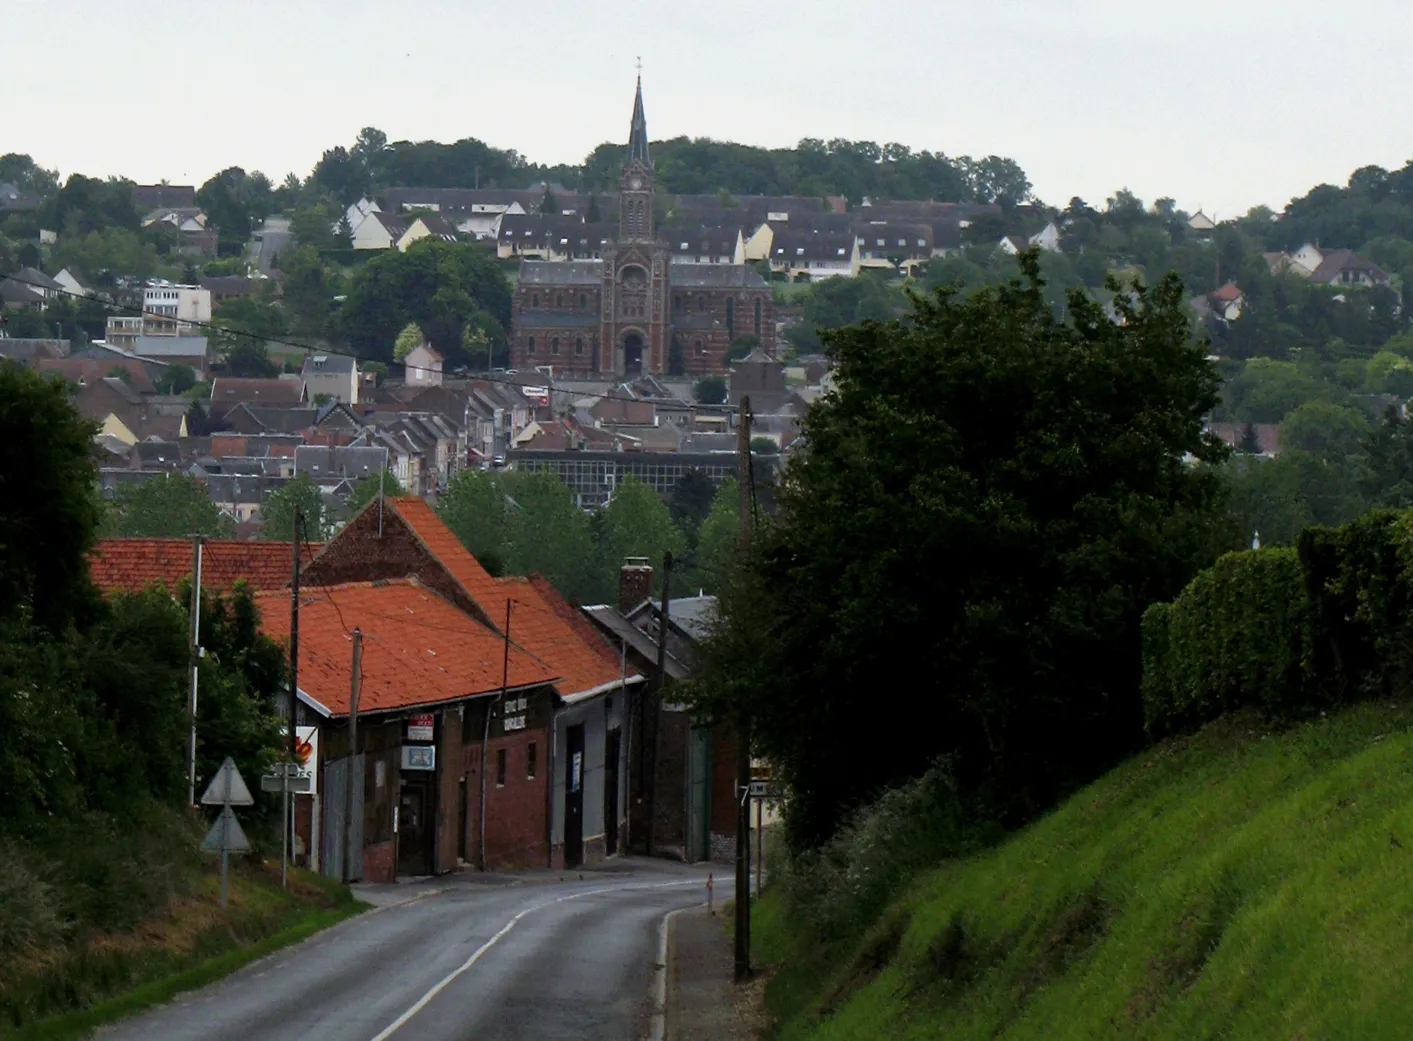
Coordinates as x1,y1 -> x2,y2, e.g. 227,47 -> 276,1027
11,20 -> 1413,1038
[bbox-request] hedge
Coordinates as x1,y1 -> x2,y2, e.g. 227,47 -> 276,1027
1141,510 -> 1413,737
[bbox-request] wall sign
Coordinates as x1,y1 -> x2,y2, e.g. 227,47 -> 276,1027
571,751 -> 583,793
401,745 -> 436,771
407,714 -> 435,742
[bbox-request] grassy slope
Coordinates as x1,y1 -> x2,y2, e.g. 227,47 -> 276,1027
755,701 -> 1413,1040
1,808 -> 363,1039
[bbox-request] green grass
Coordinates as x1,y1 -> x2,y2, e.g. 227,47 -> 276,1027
754,701 -> 1413,1040
8,898 -> 364,1041
0,835 -> 365,1040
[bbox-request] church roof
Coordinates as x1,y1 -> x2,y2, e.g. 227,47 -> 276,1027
518,260 -> 603,285
668,264 -> 769,288
627,76 -> 650,167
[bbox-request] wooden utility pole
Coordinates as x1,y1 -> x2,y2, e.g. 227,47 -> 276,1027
479,600 -> 513,871
342,628 -> 361,884
186,536 -> 204,806
646,551 -> 672,857
284,509 -> 301,888
735,396 -> 753,983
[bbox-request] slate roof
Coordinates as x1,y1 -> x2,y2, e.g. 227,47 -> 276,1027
253,579 -> 558,718
1308,250 -> 1389,285
88,538 -> 309,595
301,352 -> 358,376
134,335 -> 209,358
517,261 -> 604,285
668,265 -> 769,288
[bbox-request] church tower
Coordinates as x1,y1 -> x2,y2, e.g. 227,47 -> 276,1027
619,75 -> 654,241
601,74 -> 669,377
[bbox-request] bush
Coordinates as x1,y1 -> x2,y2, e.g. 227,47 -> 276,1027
1142,509 -> 1413,736
1141,549 -> 1311,736
781,759 -> 981,946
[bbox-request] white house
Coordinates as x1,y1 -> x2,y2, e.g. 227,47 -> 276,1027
143,284 -> 211,326
345,197 -> 380,229
1188,211 -> 1217,232
1029,222 -> 1063,252
404,343 -> 444,387
768,231 -> 860,281
301,352 -> 360,405
53,267 -> 91,297
351,211 -> 408,250
396,215 -> 459,252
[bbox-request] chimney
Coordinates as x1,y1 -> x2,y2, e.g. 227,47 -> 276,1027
618,556 -> 653,614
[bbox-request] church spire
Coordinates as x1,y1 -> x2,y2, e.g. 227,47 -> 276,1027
627,73 -> 650,167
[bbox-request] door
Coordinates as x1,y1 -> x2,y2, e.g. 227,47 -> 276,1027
397,775 -> 433,877
604,729 -> 621,856
565,724 -> 585,867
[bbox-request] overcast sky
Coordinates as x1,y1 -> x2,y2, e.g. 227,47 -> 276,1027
8,0 -> 1412,216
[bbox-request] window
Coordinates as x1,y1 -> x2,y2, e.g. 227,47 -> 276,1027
532,293 -> 540,309
726,298 -> 735,339
754,298 -> 762,336
694,338 -> 705,356
673,294 -> 682,312
527,336 -> 536,355
551,337 -> 560,355
579,292 -> 587,311
555,293 -> 563,308
496,748 -> 507,787
527,742 -> 537,779
697,295 -> 706,313
575,337 -> 584,356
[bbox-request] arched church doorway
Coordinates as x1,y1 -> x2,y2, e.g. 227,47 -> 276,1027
623,332 -> 645,377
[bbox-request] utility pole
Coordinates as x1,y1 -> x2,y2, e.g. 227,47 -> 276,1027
342,628 -> 362,884
284,508 -> 301,889
186,536 -> 204,806
734,396 -> 753,983
479,600 -> 513,871
646,551 -> 672,857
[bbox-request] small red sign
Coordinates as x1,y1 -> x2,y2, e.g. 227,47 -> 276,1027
407,714 -> 435,741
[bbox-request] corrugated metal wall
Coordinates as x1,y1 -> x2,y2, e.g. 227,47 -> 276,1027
322,754 -> 365,881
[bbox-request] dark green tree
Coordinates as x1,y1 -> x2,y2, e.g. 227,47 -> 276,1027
0,365 -> 104,630
695,254 -> 1228,845
260,473 -> 327,541
694,375 -> 727,405
105,474 -> 234,539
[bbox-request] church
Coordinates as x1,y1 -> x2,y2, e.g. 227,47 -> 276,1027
509,79 -> 776,378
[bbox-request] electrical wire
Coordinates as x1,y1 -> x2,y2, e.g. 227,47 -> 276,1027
2,272 -> 719,407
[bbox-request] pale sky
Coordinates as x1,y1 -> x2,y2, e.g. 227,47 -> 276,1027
8,0 -> 1413,217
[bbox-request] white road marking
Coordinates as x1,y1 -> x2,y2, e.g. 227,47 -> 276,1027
649,905 -> 697,1041
368,879 -> 702,1041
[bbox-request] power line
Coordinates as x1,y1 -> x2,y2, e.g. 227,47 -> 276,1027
3,272 -> 715,407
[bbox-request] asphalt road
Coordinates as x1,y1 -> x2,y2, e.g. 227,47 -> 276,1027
97,861 -> 714,1041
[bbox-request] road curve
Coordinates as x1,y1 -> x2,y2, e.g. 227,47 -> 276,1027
97,861 -> 714,1041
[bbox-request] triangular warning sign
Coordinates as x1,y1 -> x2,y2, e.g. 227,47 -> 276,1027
200,757 -> 254,807
201,805 -> 252,854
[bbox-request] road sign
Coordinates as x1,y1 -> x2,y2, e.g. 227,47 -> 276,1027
201,805 -> 251,854
401,745 -> 435,771
747,780 -> 786,799
261,772 -> 313,794
200,757 -> 254,806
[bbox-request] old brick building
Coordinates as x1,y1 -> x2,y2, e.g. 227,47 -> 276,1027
509,78 -> 775,378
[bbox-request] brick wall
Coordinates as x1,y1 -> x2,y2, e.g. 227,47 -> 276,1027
363,839 -> 396,883
649,710 -> 689,859
710,722 -> 738,843
301,506 -> 494,629
464,726 -> 550,870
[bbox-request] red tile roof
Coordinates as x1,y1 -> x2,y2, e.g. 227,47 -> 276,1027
39,358 -> 157,394
89,538 -> 316,595
253,580 -> 558,717
386,496 -> 504,609
488,575 -> 639,701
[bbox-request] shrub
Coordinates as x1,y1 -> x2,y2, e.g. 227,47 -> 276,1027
781,759 -> 979,946
1141,548 -> 1311,736
1142,509 -> 1413,736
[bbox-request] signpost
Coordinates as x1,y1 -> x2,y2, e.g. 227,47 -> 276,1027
200,757 -> 253,908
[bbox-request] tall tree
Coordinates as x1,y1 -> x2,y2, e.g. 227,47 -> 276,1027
0,365 -> 104,630
696,254 -> 1228,845
499,471 -> 601,602
260,473 -> 327,541
439,469 -> 510,575
596,476 -> 687,597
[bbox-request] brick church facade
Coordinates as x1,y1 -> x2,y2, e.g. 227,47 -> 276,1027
509,79 -> 776,378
